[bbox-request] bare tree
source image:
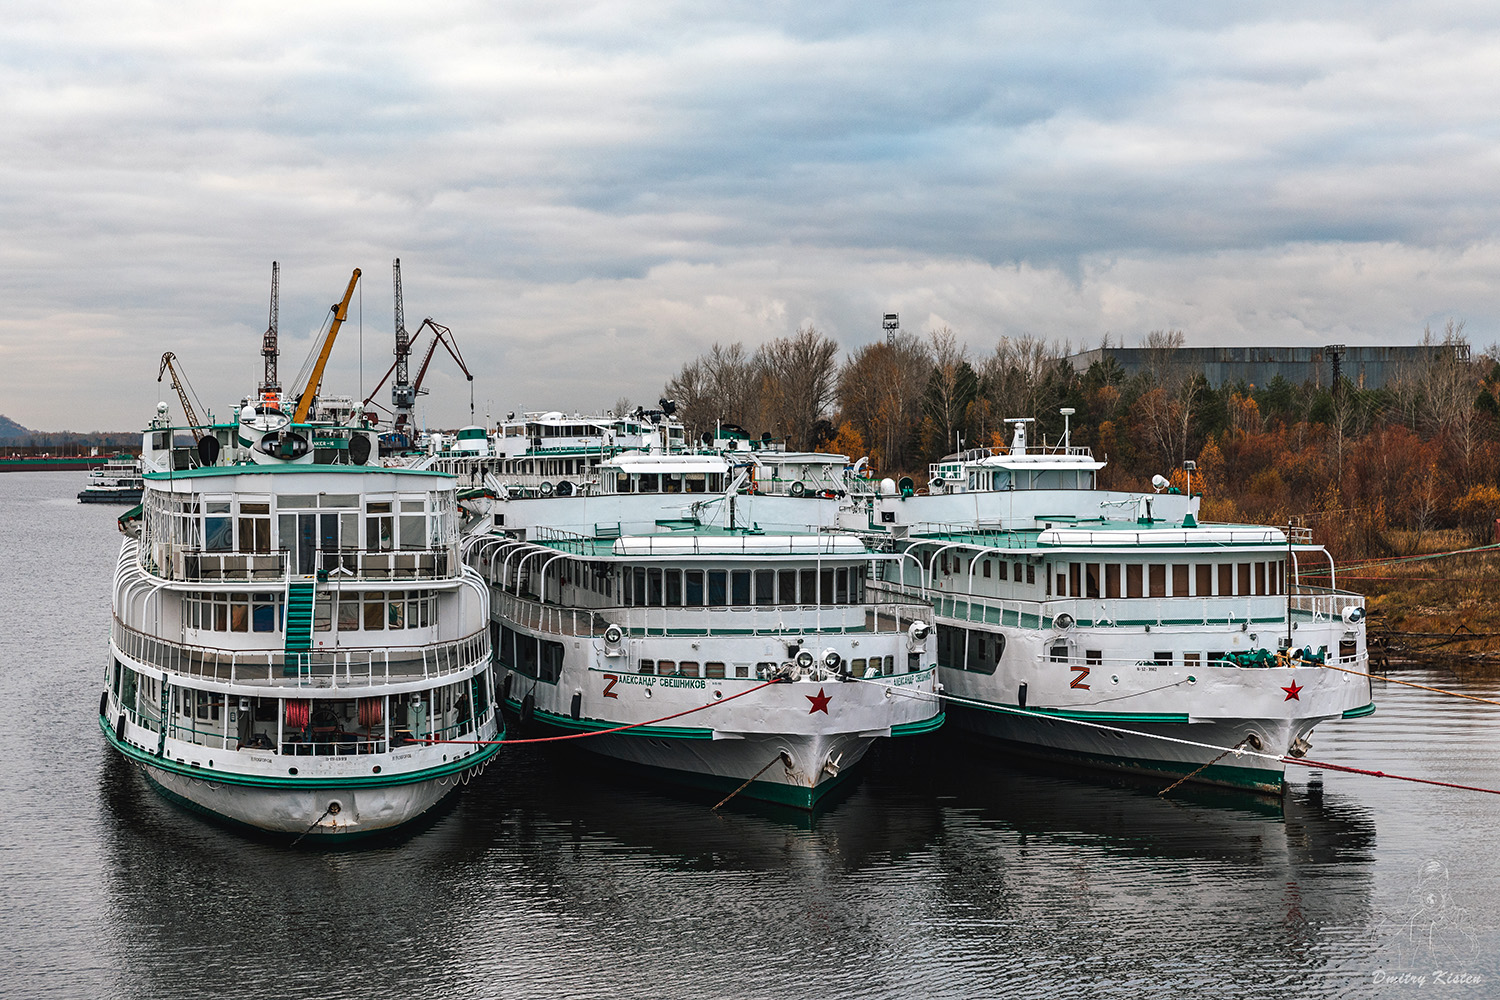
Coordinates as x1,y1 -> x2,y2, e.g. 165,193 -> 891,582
755,326 -> 840,449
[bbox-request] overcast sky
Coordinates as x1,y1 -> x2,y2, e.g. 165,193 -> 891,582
4,1 -> 1500,430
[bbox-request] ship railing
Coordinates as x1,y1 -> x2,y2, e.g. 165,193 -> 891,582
869,580 -> 1363,630
112,617 -> 488,687
156,546 -> 457,584
494,590 -> 932,638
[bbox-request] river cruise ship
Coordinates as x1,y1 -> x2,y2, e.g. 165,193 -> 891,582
862,417 -> 1374,794
100,394 -> 501,837
78,454 -> 144,504
467,515 -> 942,808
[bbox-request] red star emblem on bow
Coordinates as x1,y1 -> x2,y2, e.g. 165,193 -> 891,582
1282,679 -> 1303,701
807,688 -> 832,714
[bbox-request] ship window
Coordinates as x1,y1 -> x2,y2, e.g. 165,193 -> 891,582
685,570 -> 704,605
801,569 -> 817,605
1105,564 -> 1121,598
1086,650 -> 1102,666
1126,564 -> 1143,598
1149,565 -> 1166,598
705,662 -> 725,679
665,569 -> 682,606
883,656 -> 895,674
1086,564 -> 1100,598
1340,639 -> 1357,661
1025,564 -> 1034,585
648,568 -> 664,606
338,595 -> 359,631
708,571 -> 727,605
1238,563 -> 1251,595
632,568 -> 647,606
364,591 -> 386,630
1172,564 -> 1189,596
205,516 -> 233,552
1196,564 -> 1212,596
1055,572 -> 1066,596
1154,651 -> 1172,666
252,594 -> 278,632
1184,652 -> 1201,668
850,658 -> 868,677
400,514 -> 425,549
662,475 -> 682,494
639,659 -> 655,675
755,570 -> 775,606
779,569 -> 798,604
1208,651 -> 1226,666
1049,644 -> 1069,663
615,474 -> 632,493
820,569 -> 835,605
1069,563 -> 1081,597
836,568 -> 849,604
638,473 -> 659,493
230,593 -> 250,632
1219,564 -> 1233,595
731,570 -> 751,605
686,473 -> 706,494
388,592 -> 406,629
657,659 -> 675,675
1255,562 -> 1267,595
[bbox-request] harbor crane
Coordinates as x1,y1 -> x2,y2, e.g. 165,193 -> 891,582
361,259 -> 474,441
157,352 -> 204,429
291,269 -> 361,424
260,261 -> 280,395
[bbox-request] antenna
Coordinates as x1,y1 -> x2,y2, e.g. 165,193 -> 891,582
260,261 -> 280,394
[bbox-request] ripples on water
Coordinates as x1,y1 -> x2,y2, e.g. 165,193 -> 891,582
3,472 -> 1498,999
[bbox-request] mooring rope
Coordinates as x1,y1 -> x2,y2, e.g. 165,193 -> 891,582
713,751 -> 794,811
1319,662 -> 1500,708
1158,737 -> 1252,798
289,803 -> 335,847
420,678 -> 786,747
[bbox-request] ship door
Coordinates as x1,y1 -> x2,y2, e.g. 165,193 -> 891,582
295,513 -> 318,575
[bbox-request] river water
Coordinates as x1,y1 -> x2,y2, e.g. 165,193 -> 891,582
2,471 -> 1497,999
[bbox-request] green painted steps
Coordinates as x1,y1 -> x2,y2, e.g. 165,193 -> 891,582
283,578 -> 317,675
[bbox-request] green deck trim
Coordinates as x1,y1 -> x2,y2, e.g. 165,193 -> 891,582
1341,702 -> 1377,719
504,696 -> 713,739
891,713 -> 946,736
145,464 -> 453,481
100,715 -> 504,789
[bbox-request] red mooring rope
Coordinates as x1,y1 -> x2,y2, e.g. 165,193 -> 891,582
421,677 -> 786,746
1284,756 -> 1500,795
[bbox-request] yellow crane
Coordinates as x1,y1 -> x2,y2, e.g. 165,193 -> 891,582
157,352 -> 204,429
292,269 -> 361,424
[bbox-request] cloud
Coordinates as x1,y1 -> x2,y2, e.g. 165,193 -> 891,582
3,2 -> 1500,428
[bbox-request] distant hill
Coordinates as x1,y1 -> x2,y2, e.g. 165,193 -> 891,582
0,415 -> 32,441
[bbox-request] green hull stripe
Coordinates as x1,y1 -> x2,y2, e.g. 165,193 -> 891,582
1341,702 -> 1377,719
99,715 -> 504,789
891,713 -> 946,736
504,697 -> 712,739
986,736 -> 1283,794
